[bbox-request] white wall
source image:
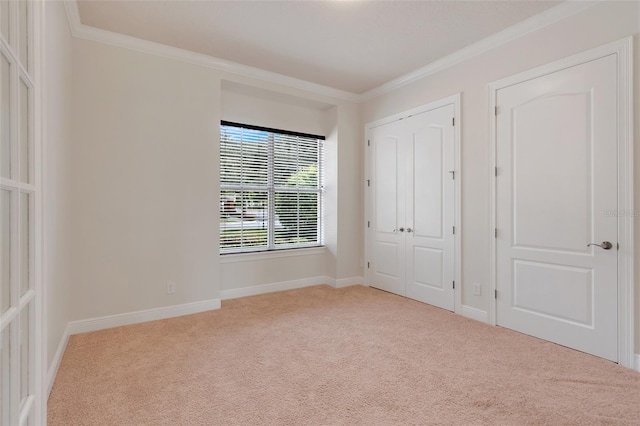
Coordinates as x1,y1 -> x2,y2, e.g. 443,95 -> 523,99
70,40 -> 220,320
43,0 -> 73,371
69,38 -> 363,317
362,1 -> 640,352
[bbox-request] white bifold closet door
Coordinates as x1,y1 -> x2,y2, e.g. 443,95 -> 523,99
369,104 -> 455,311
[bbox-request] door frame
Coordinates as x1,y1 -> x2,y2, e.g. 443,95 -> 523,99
364,93 -> 462,314
488,37 -> 634,368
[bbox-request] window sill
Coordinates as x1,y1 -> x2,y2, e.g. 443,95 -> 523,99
219,246 -> 326,264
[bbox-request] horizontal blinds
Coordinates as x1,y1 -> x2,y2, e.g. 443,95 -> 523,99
220,123 -> 324,253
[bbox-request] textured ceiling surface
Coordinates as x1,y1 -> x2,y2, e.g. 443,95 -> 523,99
77,0 -> 561,94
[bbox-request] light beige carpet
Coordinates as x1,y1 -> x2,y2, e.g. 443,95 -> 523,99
49,285 -> 640,425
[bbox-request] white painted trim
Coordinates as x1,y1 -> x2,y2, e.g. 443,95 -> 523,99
364,94 -> 461,317
488,37 -> 634,368
488,81 -> 498,328
359,1 -> 599,101
33,0 -> 45,423
62,1 -> 599,103
335,277 -> 366,288
46,324 -> 70,398
460,305 -> 489,324
219,246 -> 326,264
61,1 -> 359,103
634,354 -> 640,372
452,95 -> 462,316
66,299 -> 221,335
220,276 -> 333,300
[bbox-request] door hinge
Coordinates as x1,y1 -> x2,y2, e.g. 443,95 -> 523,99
367,179 -> 370,187
494,166 -> 498,177
452,117 -> 455,126
617,242 -> 619,250
367,262 -> 370,269
367,140 -> 370,147
453,281 -> 455,290
452,226 -> 455,235
367,221 -> 370,228
495,229 -> 497,238
494,289 -> 497,299
449,170 -> 455,180
494,106 -> 498,116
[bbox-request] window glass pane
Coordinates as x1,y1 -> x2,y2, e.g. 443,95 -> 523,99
1,326 -> 11,426
18,0 -> 28,71
1,53 -> 10,179
19,303 -> 29,408
274,135 -> 319,189
19,192 -> 27,296
19,79 -> 28,183
220,126 -> 268,187
275,191 -> 319,246
1,189 -> 10,314
220,190 -> 268,252
0,1 -> 9,45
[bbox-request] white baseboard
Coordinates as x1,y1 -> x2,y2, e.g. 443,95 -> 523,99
219,275 -> 367,300
220,276 -> 332,300
335,276 -> 366,288
67,298 -> 221,335
460,305 -> 489,323
47,324 -> 71,397
635,353 -> 640,372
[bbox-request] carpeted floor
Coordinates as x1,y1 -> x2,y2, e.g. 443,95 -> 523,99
48,284 -> 640,425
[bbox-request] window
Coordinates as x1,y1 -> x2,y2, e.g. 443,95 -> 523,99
220,121 -> 324,254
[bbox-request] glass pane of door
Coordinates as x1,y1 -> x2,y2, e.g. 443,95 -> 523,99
19,192 -> 28,296
1,326 -> 11,426
18,1 -> 28,72
1,189 -> 10,314
0,1 -> 10,46
19,303 -> 29,408
19,80 -> 29,184
1,53 -> 10,179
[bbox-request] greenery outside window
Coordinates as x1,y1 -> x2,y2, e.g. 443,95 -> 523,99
220,121 -> 324,254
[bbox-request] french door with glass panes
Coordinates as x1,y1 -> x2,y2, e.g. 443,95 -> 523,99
1,0 -> 39,425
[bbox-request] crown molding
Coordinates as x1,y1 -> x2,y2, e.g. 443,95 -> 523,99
61,1 -> 361,103
358,1 -> 600,102
63,0 -> 600,104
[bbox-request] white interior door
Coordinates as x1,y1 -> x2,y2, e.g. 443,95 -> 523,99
0,0 -> 40,424
369,120 -> 406,296
368,103 -> 456,312
495,54 -> 618,361
405,107 -> 455,311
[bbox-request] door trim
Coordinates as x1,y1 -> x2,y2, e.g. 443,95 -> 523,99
488,37 -> 634,367
364,93 -> 462,314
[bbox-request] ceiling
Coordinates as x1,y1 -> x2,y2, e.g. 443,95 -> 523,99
77,0 -> 561,94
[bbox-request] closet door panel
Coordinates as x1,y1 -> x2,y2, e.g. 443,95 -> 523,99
405,105 -> 455,311
369,121 -> 405,296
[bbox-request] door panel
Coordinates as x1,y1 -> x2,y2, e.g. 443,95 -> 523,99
512,260 -> 593,325
496,54 -> 618,361
512,92 -> 592,252
405,106 -> 455,311
413,127 -> 443,239
369,122 -> 405,296
413,247 -> 444,290
374,138 -> 398,234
